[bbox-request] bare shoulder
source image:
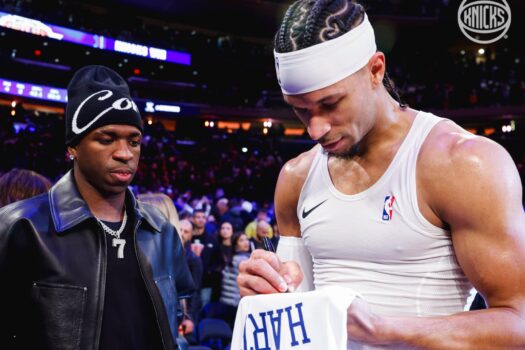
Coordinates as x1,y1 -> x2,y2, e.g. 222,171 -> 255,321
274,144 -> 321,237
419,118 -> 522,225
420,119 -> 516,181
278,144 -> 321,187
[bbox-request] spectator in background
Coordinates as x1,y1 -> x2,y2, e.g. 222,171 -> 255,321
270,216 -> 280,244
218,221 -> 234,267
179,219 -> 203,344
249,220 -> 277,251
191,209 -> 223,306
176,191 -> 194,217
244,208 -> 274,240
220,198 -> 245,232
194,195 -> 212,216
179,218 -> 194,246
219,232 -> 251,327
137,192 -> 181,232
204,212 -> 219,238
214,197 -> 229,221
196,195 -> 219,234
240,200 -> 255,227
0,168 -> 52,208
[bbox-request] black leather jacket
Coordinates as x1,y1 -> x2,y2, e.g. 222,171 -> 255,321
0,171 -> 194,350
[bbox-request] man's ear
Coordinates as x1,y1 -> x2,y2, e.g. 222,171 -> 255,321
368,52 -> 386,88
67,146 -> 77,159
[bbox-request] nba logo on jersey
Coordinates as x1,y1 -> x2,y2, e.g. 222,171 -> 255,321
382,195 -> 396,221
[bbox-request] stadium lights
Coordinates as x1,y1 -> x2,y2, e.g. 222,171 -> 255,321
145,102 -> 155,113
1,78 -> 188,115
143,102 -> 181,114
0,11 -> 191,65
502,121 -> 516,133
1,77 -> 68,103
154,104 -> 181,113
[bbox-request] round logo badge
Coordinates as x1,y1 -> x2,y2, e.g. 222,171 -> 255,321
457,0 -> 511,44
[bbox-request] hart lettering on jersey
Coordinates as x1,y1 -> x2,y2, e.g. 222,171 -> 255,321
242,302 -> 312,350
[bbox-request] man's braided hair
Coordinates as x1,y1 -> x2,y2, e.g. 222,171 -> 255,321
274,0 -> 406,108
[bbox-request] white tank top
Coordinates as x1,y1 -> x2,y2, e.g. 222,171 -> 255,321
298,112 -> 472,326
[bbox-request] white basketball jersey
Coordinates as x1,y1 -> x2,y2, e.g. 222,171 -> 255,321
297,111 -> 472,349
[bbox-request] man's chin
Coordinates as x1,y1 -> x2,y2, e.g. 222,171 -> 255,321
324,144 -> 360,159
101,183 -> 130,196
325,149 -> 351,159
103,177 -> 134,194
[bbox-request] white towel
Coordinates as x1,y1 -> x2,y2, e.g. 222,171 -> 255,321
231,286 -> 358,350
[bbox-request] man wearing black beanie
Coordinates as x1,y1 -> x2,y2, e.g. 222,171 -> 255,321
0,65 -> 194,350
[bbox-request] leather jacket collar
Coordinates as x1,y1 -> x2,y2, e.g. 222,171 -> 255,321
49,170 -> 161,234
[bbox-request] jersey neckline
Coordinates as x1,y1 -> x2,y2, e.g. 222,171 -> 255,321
321,111 -> 422,201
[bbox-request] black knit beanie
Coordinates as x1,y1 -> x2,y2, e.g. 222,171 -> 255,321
65,65 -> 143,146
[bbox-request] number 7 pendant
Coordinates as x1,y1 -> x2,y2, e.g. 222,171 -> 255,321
112,238 -> 126,259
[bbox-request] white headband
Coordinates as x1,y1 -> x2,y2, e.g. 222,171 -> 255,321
274,14 -> 376,95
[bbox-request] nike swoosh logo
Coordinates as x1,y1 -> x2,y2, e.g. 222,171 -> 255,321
302,199 -> 328,219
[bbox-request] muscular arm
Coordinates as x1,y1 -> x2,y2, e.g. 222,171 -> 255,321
364,133 -> 525,349
274,146 -> 318,238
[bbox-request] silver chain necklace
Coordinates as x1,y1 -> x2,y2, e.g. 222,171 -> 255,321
97,209 -> 127,259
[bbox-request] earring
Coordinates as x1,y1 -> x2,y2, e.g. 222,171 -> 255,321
69,154 -> 75,161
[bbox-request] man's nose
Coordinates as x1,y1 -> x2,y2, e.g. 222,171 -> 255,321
307,116 -> 331,141
113,140 -> 133,161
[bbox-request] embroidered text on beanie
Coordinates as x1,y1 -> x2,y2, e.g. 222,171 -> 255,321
65,65 -> 143,146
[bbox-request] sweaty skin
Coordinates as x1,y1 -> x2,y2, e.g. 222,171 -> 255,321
238,53 -> 525,349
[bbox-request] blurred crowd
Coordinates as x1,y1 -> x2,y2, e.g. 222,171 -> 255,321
1,0 -> 525,110
0,105 -> 286,204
